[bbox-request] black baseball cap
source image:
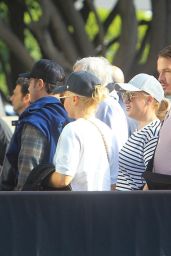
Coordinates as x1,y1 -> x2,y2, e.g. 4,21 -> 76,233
18,72 -> 30,79
24,59 -> 65,85
53,71 -> 101,97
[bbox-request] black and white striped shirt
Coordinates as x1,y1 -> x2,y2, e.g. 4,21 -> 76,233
116,119 -> 161,191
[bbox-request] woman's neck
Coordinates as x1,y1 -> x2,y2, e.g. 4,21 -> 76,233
73,111 -> 95,120
138,113 -> 158,129
73,107 -> 96,119
80,114 -> 95,120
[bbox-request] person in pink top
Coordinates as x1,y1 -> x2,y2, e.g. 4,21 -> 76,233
143,108 -> 171,189
143,45 -> 171,189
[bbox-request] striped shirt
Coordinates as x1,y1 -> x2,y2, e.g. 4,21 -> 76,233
116,119 -> 161,191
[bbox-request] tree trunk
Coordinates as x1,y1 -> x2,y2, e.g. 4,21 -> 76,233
114,0 -> 137,79
56,0 -> 95,57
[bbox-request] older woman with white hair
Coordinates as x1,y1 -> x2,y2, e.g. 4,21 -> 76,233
115,73 -> 169,191
73,56 -> 128,151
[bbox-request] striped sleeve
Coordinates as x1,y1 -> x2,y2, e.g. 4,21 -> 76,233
116,120 -> 161,191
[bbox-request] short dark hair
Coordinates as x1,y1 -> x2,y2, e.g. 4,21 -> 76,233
158,45 -> 171,59
16,77 -> 29,96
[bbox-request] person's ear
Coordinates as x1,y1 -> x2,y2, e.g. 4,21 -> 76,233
72,95 -> 79,105
145,95 -> 153,104
37,79 -> 44,90
23,93 -> 30,102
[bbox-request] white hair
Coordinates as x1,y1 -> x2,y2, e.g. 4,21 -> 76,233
73,56 -> 113,86
112,65 -> 125,83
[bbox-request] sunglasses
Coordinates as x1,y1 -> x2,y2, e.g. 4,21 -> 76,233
122,92 -> 138,102
58,95 -> 73,99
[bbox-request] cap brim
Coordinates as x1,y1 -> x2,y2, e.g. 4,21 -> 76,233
18,72 -> 31,78
115,83 -> 141,92
106,83 -> 116,93
52,85 -> 68,94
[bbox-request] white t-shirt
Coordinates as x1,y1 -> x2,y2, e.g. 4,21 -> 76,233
53,118 -> 119,191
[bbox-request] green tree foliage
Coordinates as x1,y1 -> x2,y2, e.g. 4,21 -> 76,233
0,0 -> 171,98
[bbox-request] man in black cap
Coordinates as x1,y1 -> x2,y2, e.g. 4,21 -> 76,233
0,59 -> 69,190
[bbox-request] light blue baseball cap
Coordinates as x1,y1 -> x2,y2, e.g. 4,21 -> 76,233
115,73 -> 164,103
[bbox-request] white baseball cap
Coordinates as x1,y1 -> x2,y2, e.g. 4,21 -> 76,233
115,73 -> 164,103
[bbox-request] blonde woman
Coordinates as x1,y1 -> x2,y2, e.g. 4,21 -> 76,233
115,73 -> 169,191
49,71 -> 119,191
